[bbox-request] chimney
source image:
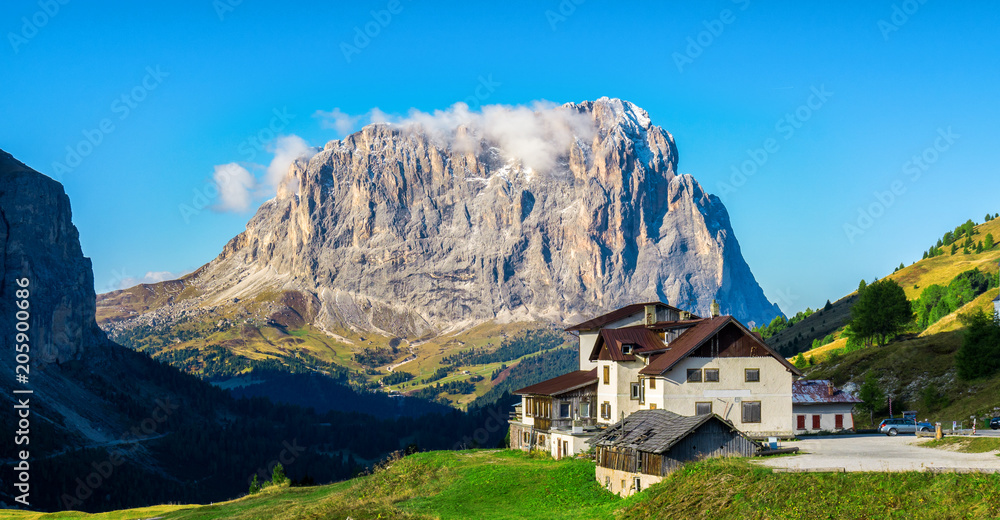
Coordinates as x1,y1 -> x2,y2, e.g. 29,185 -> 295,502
644,304 -> 656,326
710,300 -> 720,318
828,382 -> 835,397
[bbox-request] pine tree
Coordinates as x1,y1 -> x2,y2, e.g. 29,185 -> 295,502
977,241 -> 984,254
986,233 -> 995,250
793,352 -> 807,369
951,244 -> 958,255
249,474 -> 261,495
272,463 -> 289,486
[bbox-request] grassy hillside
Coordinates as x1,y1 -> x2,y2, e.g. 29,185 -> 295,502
787,215 -> 1000,426
11,450 -> 1000,520
768,216 -> 1000,359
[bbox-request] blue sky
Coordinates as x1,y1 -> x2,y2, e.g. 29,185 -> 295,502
2,0 -> 998,315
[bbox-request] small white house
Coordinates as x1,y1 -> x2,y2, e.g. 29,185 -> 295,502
792,380 -> 860,433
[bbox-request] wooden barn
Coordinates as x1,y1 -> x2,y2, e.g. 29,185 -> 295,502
592,409 -> 759,496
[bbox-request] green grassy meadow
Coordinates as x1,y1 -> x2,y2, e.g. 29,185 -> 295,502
10,450 -> 1000,520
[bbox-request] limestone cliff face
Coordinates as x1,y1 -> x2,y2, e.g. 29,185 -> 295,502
0,150 -> 104,363
112,98 -> 781,337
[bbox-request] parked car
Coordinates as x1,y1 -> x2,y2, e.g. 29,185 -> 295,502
878,418 -> 933,436
991,417 -> 1000,430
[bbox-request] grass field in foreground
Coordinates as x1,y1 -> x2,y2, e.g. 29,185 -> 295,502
8,450 -> 1000,520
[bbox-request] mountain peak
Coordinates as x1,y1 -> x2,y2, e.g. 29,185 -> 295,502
102,100 -> 779,338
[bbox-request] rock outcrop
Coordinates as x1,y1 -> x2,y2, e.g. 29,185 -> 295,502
102,98 -> 782,338
0,150 -> 105,363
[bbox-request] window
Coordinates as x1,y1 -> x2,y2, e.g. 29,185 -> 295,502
524,398 -> 532,417
796,415 -> 806,430
539,434 -> 545,443
622,344 -> 634,355
634,477 -> 642,492
812,415 -> 821,430
560,402 -> 571,418
696,402 -> 712,415
704,368 -> 719,382
603,366 -> 610,385
648,377 -> 656,389
630,382 -> 641,400
745,368 -> 760,382
686,368 -> 702,382
601,402 -> 611,419
605,476 -> 611,489
523,432 -> 529,444
580,402 -> 590,418
742,401 -> 761,423
835,414 -> 844,429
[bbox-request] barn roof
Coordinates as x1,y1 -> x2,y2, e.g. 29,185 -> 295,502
513,369 -> 598,396
589,326 -> 668,362
592,409 -> 756,454
639,316 -> 803,376
793,380 -> 862,404
565,302 -> 690,331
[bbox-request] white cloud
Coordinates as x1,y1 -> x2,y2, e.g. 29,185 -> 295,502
105,269 -> 192,292
213,162 -> 257,212
265,135 -> 311,190
210,134 -> 317,214
316,101 -> 597,172
314,108 -> 363,135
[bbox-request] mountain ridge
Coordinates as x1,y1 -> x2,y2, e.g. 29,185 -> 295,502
99,98 -> 781,351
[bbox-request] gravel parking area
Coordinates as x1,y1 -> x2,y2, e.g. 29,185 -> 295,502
754,434 -> 1000,473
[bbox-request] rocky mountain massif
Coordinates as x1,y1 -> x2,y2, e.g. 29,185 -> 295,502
99,98 -> 781,347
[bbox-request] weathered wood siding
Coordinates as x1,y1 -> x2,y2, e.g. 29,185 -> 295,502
595,420 -> 757,477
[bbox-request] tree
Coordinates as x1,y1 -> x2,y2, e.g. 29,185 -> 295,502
793,352 -> 807,369
271,463 -> 289,486
986,233 -> 995,250
955,310 -> 1000,380
857,279 -> 867,295
857,372 -> 885,427
823,300 -> 833,311
249,474 -> 261,495
849,278 -> 912,346
951,244 -> 958,255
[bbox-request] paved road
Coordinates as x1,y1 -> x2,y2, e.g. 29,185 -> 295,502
755,434 -> 1000,472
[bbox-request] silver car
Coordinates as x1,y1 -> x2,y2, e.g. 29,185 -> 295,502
878,418 -> 932,436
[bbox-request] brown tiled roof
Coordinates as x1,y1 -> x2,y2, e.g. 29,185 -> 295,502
565,302 -> 688,331
513,369 -> 598,396
589,327 -> 668,362
793,380 -> 862,404
639,316 -> 803,376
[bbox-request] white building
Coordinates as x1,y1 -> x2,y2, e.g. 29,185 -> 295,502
509,302 -> 807,461
792,379 -> 860,434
